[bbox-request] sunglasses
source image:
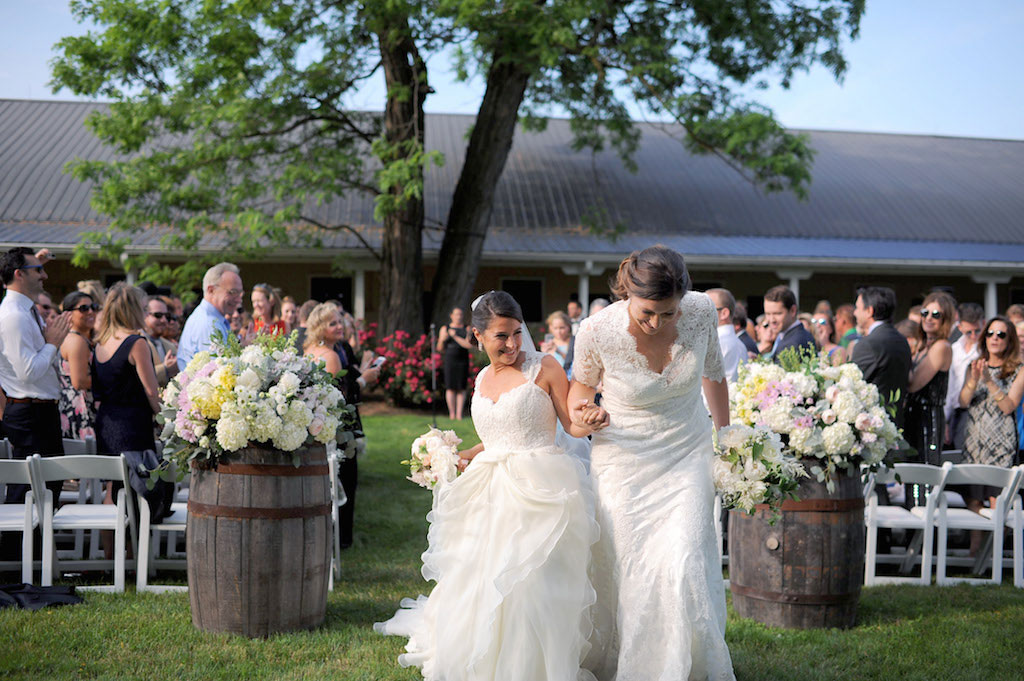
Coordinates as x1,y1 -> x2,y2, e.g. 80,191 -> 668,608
20,264 -> 45,272
148,311 -> 168,319
760,322 -> 770,328
166,314 -> 180,323
811,319 -> 829,326
987,330 -> 1008,339
70,303 -> 100,313
39,304 -> 53,311
920,309 -> 943,319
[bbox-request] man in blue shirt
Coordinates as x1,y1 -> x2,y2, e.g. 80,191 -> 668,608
177,262 -> 244,371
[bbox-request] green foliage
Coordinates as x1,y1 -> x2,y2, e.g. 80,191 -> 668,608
52,0 -> 865,302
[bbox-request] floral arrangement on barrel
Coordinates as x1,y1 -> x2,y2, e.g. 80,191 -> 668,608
727,348 -> 902,493
713,424 -> 805,517
159,331 -> 353,473
358,323 -> 484,407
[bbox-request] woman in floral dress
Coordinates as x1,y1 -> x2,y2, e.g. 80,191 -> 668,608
58,291 -> 99,439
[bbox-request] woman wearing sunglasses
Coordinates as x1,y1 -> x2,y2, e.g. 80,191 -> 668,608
959,316 -> 1024,554
57,291 -> 99,440
904,292 -> 955,473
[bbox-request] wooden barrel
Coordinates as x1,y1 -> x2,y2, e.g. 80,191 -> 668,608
186,444 -> 332,637
728,471 -> 864,629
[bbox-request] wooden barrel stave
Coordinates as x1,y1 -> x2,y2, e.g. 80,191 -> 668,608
187,444 -> 331,637
729,472 -> 864,629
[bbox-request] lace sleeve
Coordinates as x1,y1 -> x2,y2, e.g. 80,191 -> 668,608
571,318 -> 603,388
701,295 -> 726,383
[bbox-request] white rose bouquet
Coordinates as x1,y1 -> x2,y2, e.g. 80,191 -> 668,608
713,424 -> 805,516
729,348 -> 902,492
403,426 -> 463,490
159,331 -> 353,473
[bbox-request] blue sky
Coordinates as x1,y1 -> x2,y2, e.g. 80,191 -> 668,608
2,0 -> 1022,140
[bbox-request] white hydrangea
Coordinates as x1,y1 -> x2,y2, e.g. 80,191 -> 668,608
718,424 -> 750,451
763,402 -> 795,434
185,351 -> 213,375
236,367 -> 262,391
789,426 -> 824,455
839,363 -> 864,382
832,391 -> 862,423
313,415 -> 339,444
822,422 -> 855,455
277,371 -> 301,397
272,423 -> 308,451
216,415 -> 249,451
284,399 -> 313,428
787,372 -> 818,398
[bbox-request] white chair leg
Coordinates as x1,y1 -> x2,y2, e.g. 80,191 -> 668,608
22,522 -> 33,585
921,521 -> 935,586
114,491 -> 126,592
41,496 -> 54,587
992,525 -> 1004,584
865,523 -> 878,586
936,520 -> 948,585
137,502 -> 151,592
1015,512 -> 1023,588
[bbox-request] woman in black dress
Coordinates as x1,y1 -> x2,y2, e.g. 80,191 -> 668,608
91,283 -> 161,464
437,306 -> 473,420
905,291 -> 954,483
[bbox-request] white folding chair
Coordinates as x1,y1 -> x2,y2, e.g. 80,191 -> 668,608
56,437 -> 101,561
1000,484 -> 1024,588
0,459 -> 43,583
937,464 -> 1022,585
327,445 -> 349,591
864,462 -> 950,586
31,454 -> 136,592
0,438 -> 12,459
136,461 -> 188,593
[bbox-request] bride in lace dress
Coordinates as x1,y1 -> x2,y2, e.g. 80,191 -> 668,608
569,246 -> 736,681
375,291 -> 607,681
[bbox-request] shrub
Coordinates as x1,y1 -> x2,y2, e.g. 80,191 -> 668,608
358,323 -> 485,407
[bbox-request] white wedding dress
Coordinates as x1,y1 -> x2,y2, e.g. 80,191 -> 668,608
375,350 -> 599,681
572,293 -> 736,681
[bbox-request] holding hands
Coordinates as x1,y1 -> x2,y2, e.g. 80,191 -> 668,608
570,398 -> 610,433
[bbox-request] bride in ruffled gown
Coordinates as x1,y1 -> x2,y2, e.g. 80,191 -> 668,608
375,291 -> 607,681
570,246 -> 736,681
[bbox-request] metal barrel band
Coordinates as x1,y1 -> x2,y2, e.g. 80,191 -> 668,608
187,501 -> 331,520
730,582 -> 859,605
754,498 -> 865,513
213,463 -> 329,477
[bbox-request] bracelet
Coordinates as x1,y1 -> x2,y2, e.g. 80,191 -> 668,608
992,391 -> 1006,402
965,382 -> 977,390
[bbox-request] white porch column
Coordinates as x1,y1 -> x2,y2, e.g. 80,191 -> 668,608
972,274 -> 1012,319
775,269 -> 813,305
353,268 -> 366,321
120,252 -> 136,285
562,260 -> 606,317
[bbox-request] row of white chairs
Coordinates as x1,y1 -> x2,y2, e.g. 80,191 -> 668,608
1,439 -> 350,593
865,462 -> 1023,587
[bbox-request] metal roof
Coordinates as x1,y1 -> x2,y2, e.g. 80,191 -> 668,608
1,98 -> 1023,270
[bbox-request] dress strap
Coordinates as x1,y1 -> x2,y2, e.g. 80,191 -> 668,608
521,351 -> 545,384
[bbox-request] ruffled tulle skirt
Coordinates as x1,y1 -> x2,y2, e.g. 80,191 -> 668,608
375,445 -> 599,681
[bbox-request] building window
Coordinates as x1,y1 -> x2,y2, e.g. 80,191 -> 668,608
311,277 -> 353,311
501,278 -> 544,322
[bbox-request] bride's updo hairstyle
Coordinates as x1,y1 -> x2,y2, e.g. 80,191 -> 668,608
611,245 -> 691,301
471,291 -> 524,331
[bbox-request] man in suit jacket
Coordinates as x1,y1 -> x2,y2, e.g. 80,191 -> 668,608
763,285 -> 816,362
851,286 -> 913,429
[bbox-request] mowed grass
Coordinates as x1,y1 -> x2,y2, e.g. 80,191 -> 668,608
2,413 -> 1023,680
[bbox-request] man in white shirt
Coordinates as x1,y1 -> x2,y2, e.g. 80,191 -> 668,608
0,247 -> 71,511
944,302 -> 984,449
707,288 -> 748,383
567,300 -> 584,336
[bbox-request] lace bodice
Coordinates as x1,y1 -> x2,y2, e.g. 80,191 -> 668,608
572,292 -> 724,411
471,351 -> 558,453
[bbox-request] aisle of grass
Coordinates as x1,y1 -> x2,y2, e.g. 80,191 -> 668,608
2,413 -> 1024,680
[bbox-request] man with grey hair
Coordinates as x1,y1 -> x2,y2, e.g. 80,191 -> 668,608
707,288 -> 748,382
177,262 -> 244,370
589,298 -> 610,315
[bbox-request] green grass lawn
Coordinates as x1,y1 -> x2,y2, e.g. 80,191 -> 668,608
3,413 -> 1024,680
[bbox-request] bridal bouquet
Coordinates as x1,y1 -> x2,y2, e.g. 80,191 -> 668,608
403,426 -> 463,490
729,349 -> 902,491
713,424 -> 805,515
159,331 -> 352,471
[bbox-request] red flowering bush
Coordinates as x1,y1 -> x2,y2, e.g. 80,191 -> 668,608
358,323 -> 484,407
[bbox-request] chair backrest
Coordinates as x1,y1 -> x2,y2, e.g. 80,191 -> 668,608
874,463 -> 948,488
0,438 -> 12,459
33,454 -> 128,484
0,458 -> 34,486
944,463 -> 1017,490
62,437 -> 98,455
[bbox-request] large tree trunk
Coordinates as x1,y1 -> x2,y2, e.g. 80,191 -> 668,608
377,27 -> 428,335
430,57 -> 531,326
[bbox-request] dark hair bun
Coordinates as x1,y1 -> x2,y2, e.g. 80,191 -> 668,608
611,245 -> 690,301
471,291 -> 524,331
